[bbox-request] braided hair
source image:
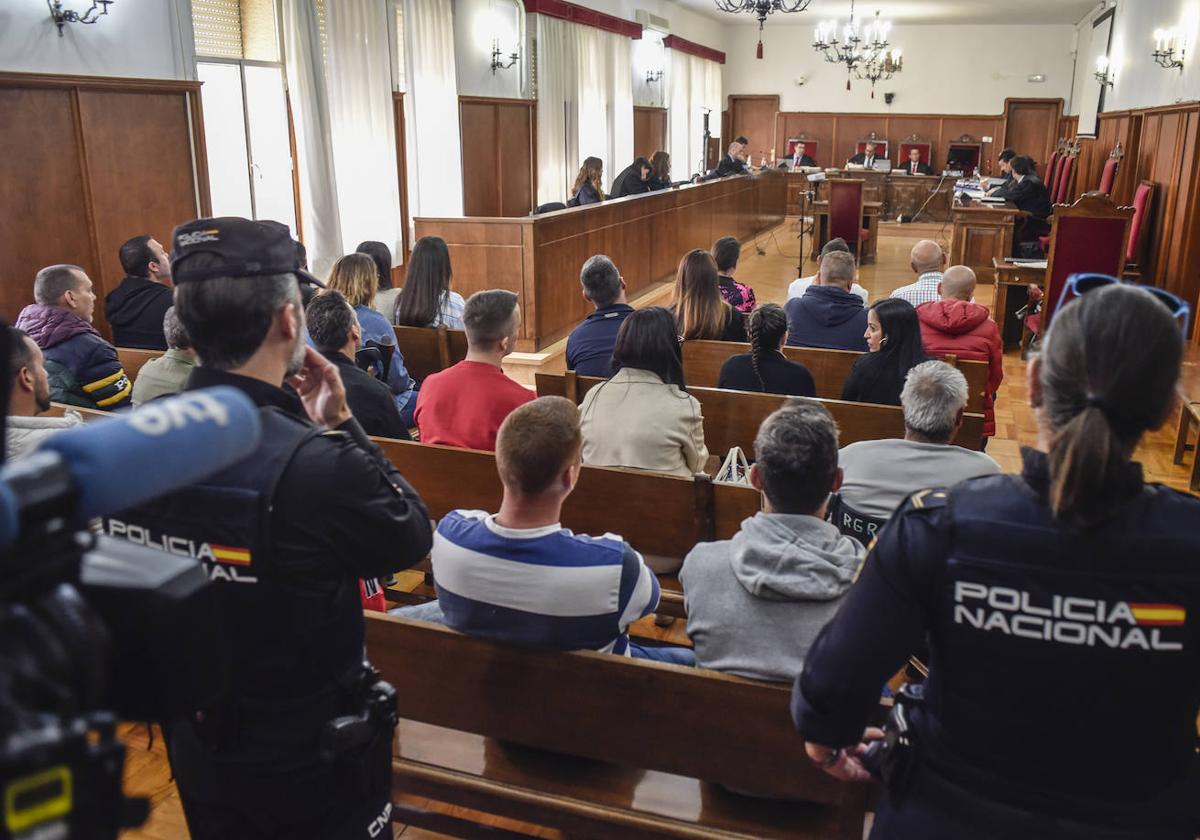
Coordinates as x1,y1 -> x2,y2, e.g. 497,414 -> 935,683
747,304 -> 788,392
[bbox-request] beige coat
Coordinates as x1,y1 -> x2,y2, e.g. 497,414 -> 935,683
579,367 -> 709,478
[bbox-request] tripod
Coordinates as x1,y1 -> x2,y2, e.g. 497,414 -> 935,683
796,187 -> 816,276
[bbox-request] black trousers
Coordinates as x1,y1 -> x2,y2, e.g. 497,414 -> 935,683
168,720 -> 392,840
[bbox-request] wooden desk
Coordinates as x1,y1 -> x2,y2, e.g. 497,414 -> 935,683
811,200 -> 883,264
950,200 -> 1024,283
785,171 -> 955,221
991,258 -> 1045,350
415,171 -> 786,351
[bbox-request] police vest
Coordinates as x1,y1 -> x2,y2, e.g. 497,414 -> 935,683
104,407 -> 365,704
919,474 -> 1200,826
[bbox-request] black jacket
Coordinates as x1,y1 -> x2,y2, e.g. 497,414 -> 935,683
610,164 -> 651,199
997,175 -> 1053,238
791,154 -> 817,167
718,351 -> 816,397
715,154 -> 749,177
901,160 -> 932,175
567,181 -> 603,207
840,350 -> 928,406
323,350 -> 411,441
104,275 -> 172,349
847,152 -> 880,168
647,175 -> 672,191
793,449 -> 1200,833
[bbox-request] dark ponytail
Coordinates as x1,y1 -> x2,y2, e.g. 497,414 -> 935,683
1039,285 -> 1182,526
748,304 -> 788,392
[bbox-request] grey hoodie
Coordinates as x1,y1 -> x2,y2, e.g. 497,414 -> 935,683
679,511 -> 864,683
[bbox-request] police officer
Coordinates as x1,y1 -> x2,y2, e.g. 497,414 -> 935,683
791,284 -> 1200,839
106,218 -> 433,838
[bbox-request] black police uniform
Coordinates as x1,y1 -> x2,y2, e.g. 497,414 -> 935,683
105,367 -> 432,839
792,448 -> 1200,840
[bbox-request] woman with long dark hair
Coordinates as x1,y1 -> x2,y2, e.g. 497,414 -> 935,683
356,240 -> 398,318
841,298 -> 928,405
673,249 -> 747,343
392,236 -> 464,329
794,284 -> 1200,840
718,304 -> 815,396
610,156 -> 652,199
568,157 -> 605,206
647,150 -> 671,191
579,306 -> 708,483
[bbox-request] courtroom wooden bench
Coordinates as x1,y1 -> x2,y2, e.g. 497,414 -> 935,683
392,325 -> 469,381
370,437 -> 761,617
116,347 -> 163,383
367,614 -> 877,840
681,340 -> 991,414
1171,348 -> 1200,492
536,371 -> 986,452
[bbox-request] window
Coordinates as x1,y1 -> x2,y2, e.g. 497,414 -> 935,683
194,0 -> 296,234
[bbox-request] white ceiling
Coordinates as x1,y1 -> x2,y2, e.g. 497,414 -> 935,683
672,0 -> 1100,26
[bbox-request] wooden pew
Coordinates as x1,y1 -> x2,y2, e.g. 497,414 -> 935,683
681,340 -> 990,414
367,614 -> 876,839
371,437 -> 761,616
392,325 -> 469,381
116,347 -> 163,383
536,371 -> 986,451
47,403 -> 115,421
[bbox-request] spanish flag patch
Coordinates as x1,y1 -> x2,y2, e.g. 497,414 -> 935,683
1129,603 -> 1186,626
209,544 -> 252,566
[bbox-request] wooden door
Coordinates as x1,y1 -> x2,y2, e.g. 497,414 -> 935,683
728,95 -> 779,163
1002,98 -> 1063,172
633,107 -> 667,160
459,96 -> 536,218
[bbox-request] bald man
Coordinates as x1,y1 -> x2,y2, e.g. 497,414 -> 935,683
915,265 -> 1004,445
715,141 -> 751,177
890,239 -> 946,307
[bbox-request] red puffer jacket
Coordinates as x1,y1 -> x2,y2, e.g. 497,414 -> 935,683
916,299 -> 1003,437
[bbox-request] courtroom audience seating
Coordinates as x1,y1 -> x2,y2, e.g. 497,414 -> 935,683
785,251 -> 869,351
840,298 -> 928,406
413,289 -> 533,450
674,249 -> 748,342
833,361 -> 1000,544
916,265 -> 1004,439
131,306 -> 195,407
712,235 -> 758,314
392,235 -> 465,330
680,401 -> 862,683
565,254 -> 633,377
396,396 -> 694,665
718,304 -> 816,396
579,307 -> 709,478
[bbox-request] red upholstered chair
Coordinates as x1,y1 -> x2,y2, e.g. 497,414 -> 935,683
828,178 -> 871,261
786,137 -> 819,165
855,138 -> 889,158
1036,192 -> 1133,333
1044,151 -> 1061,196
947,142 -> 982,176
1124,180 -> 1156,276
1097,158 -> 1119,195
1053,154 -> 1076,204
897,136 -> 931,169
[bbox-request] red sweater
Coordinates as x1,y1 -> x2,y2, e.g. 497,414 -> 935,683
414,360 -> 535,450
917,299 -> 1004,437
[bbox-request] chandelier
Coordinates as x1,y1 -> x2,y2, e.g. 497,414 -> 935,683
812,1 -> 892,90
715,0 -> 814,59
858,49 -> 903,98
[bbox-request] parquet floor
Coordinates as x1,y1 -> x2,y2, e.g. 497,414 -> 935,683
119,218 -> 1197,840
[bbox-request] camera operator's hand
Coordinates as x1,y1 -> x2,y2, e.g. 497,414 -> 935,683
805,727 -> 885,783
290,346 -> 353,429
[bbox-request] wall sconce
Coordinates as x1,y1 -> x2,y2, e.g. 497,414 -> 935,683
490,39 -> 519,74
645,69 -> 664,84
1153,27 -> 1185,69
1094,55 -> 1114,86
47,0 -> 113,36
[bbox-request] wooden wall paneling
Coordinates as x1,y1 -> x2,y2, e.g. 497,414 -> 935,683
1002,97 -> 1063,171
775,112 -> 837,167
728,95 -> 779,161
832,115 -> 885,164
1137,106 -> 1200,303
887,116 -> 936,165
1059,115 -> 1079,141
633,106 -> 667,159
938,117 -> 1000,175
0,86 -> 97,324
392,92 -> 411,286
459,97 -> 535,218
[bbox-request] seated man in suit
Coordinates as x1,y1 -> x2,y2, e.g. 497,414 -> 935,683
791,141 -> 816,168
785,251 -> 869,351
901,147 -> 931,175
847,141 -> 880,168
399,396 -> 693,664
306,290 -> 410,440
993,154 -> 1052,253
680,401 -> 862,683
715,140 -> 751,177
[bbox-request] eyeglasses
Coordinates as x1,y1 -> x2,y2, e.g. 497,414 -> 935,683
1056,273 -> 1191,336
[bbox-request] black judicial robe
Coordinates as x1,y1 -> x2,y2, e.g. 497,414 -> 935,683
610,164 -> 652,199
997,175 -> 1053,239
715,154 -> 750,177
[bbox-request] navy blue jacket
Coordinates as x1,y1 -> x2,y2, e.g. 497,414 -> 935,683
15,304 -> 131,409
793,449 -> 1200,833
566,304 -> 633,377
785,286 -> 869,352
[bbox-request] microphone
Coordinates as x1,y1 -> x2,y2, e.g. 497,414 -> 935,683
0,387 -> 262,549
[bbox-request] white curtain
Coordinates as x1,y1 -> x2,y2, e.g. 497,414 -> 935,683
402,0 -> 464,220
667,49 -> 722,181
283,0 -> 402,278
536,15 -> 634,206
